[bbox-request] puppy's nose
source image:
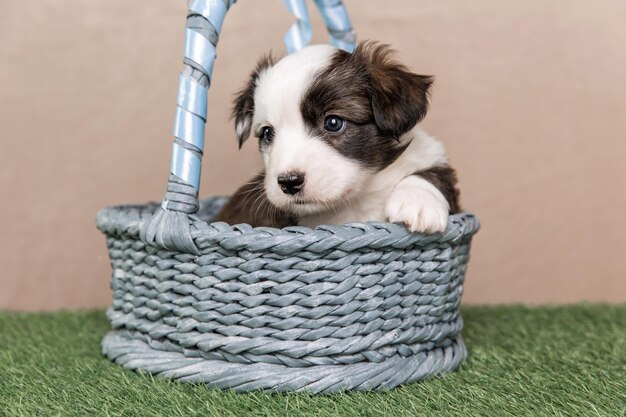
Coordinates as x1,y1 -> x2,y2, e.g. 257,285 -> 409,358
277,171 -> 305,195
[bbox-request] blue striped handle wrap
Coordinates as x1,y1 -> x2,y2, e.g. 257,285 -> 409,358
284,0 -> 356,53
284,0 -> 312,54
189,0 -> 229,32
170,0 -> 234,194
176,74 -> 208,120
184,29 -> 218,80
314,0 -> 356,52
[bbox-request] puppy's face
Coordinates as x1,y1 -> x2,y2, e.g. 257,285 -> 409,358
233,42 -> 432,216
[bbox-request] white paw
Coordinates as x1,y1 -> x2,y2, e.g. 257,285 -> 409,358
384,176 -> 449,233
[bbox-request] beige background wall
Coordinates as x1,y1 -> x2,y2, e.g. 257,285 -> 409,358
1,0 -> 624,310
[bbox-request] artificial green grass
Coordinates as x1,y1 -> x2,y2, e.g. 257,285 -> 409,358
0,305 -> 624,417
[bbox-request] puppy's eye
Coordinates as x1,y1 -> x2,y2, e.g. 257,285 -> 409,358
259,126 -> 275,142
324,116 -> 345,133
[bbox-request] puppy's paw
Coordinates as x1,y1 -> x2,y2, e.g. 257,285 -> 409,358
384,176 -> 449,233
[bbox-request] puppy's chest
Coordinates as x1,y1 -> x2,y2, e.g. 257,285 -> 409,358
298,188 -> 391,227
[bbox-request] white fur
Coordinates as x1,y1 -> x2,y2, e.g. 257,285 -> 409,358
384,175 -> 450,233
253,45 -> 368,215
251,45 -> 451,233
298,128 -> 450,231
254,45 -> 335,129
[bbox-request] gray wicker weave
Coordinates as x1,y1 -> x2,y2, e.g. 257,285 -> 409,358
98,197 -> 479,393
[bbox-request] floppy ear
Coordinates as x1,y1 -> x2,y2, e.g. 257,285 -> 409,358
232,53 -> 274,148
354,42 -> 433,139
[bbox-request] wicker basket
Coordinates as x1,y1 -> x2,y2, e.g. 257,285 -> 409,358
97,0 -> 480,393
98,197 -> 478,393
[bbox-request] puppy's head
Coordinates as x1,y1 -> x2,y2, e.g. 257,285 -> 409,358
233,41 -> 432,216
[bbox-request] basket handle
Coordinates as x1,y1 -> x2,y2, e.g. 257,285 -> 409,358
313,0 -> 356,52
141,0 -> 356,254
141,0 -> 234,254
284,0 -> 356,53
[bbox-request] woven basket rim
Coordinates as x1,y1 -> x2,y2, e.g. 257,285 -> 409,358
96,196 -> 479,254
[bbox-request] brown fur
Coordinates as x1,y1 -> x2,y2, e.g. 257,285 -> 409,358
213,172 -> 296,228
358,42 -> 433,140
414,165 -> 461,214
300,42 -> 432,169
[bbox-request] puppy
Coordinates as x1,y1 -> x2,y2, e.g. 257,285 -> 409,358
216,41 -> 460,233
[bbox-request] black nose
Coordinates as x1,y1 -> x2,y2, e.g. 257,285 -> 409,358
277,171 -> 305,195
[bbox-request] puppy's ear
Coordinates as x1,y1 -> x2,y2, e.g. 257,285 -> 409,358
354,42 -> 433,139
232,53 -> 274,148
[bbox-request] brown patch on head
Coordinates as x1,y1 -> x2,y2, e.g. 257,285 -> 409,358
232,53 -> 275,148
300,41 -> 433,170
